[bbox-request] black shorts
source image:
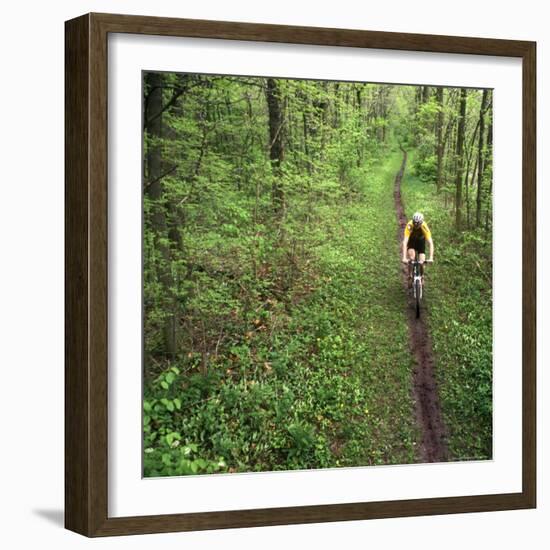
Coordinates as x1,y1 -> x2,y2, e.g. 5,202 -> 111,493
407,235 -> 426,254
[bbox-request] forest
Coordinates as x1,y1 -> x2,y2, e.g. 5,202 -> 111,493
142,71 -> 493,477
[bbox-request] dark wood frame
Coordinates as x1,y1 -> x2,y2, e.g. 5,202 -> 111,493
65,12 -> 536,537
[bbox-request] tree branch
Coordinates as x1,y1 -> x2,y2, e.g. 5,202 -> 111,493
143,165 -> 178,192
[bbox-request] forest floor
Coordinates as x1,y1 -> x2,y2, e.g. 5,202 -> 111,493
393,150 -> 448,462
145,147 -> 422,475
144,145 -> 492,477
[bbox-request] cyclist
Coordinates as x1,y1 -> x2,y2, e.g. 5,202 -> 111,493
401,212 -> 434,287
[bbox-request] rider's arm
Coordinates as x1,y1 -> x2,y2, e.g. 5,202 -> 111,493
420,223 -> 434,262
427,238 -> 434,262
402,224 -> 411,261
402,238 -> 408,262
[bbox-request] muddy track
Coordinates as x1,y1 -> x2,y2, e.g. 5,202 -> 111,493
394,150 -> 448,463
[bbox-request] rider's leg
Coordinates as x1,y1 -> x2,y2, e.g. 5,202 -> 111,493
407,248 -> 415,287
418,252 -> 426,285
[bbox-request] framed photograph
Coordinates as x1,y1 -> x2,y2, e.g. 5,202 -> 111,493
65,12 -> 536,537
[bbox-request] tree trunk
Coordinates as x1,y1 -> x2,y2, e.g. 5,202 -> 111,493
485,113 -> 494,233
455,88 -> 467,230
144,72 -> 176,357
266,78 -> 285,212
476,89 -> 489,227
302,110 -> 312,175
435,87 -> 444,192
422,85 -> 431,104
415,86 -> 422,110
332,82 -> 340,128
466,157 -> 478,229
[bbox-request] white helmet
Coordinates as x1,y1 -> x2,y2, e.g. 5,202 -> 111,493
413,212 -> 424,225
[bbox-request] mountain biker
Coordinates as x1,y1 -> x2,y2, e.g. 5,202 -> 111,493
401,212 -> 434,287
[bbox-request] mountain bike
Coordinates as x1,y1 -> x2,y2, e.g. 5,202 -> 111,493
407,253 -> 433,319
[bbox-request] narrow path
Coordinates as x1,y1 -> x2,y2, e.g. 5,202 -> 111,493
393,150 -> 448,463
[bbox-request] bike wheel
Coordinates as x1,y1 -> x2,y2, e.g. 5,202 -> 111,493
415,279 -> 421,318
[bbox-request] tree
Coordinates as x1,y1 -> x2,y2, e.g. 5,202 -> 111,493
476,89 -> 489,227
144,72 -> 176,357
485,112 -> 493,233
435,87 -> 444,193
266,78 -> 285,213
455,88 -> 467,230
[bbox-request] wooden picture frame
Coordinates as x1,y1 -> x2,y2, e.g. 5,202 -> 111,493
65,12 -> 536,537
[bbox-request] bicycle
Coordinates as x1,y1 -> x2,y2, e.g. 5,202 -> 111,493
404,253 -> 433,319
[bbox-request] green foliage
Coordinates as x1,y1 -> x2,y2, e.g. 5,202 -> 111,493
143,74 -> 493,474
411,96 -> 439,182
143,145 -> 418,475
413,153 -> 437,182
401,155 -> 493,460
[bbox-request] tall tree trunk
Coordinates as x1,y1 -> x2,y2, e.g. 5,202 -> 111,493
422,85 -> 431,104
415,86 -> 422,110
381,87 -> 388,143
476,89 -> 489,227
144,72 -> 176,357
455,88 -> 467,230
435,87 -> 444,192
356,86 -> 362,114
375,86 -> 384,141
266,78 -> 285,213
332,82 -> 340,128
302,110 -> 312,175
485,114 -> 494,233
466,157 -> 478,229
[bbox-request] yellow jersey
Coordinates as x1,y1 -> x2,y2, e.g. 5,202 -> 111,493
404,220 -> 432,241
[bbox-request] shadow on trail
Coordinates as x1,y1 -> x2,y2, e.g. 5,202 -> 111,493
394,149 -> 449,463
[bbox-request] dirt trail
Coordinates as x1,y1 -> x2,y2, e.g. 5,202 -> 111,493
394,150 -> 448,463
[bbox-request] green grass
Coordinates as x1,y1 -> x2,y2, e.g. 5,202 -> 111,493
400,151 -> 493,461
143,147 -> 420,476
